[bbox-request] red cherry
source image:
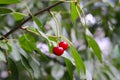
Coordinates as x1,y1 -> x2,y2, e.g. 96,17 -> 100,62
59,41 -> 68,50
53,47 -> 64,56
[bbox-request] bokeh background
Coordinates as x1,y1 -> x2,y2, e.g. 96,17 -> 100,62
0,0 -> 120,80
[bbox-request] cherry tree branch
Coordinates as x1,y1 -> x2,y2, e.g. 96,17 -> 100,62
0,1 -> 63,40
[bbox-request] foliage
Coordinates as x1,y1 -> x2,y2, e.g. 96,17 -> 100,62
0,0 -> 120,80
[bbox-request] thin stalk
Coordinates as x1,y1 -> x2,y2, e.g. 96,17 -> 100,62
49,11 -> 60,42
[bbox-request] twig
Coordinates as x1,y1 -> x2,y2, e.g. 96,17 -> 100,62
0,1 -> 63,40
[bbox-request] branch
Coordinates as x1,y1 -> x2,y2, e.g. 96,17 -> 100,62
0,1 -> 63,40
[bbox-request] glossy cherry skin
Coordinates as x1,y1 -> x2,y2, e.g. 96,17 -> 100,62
59,41 -> 68,50
53,47 -> 64,56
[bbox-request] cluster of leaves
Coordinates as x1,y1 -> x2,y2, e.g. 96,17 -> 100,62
0,0 -> 120,80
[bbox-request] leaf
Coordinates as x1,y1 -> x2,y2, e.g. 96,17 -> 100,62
65,58 -> 73,80
6,42 -> 12,52
70,45 -> 86,74
47,13 -> 61,36
86,35 -> 103,63
0,51 -> 6,62
27,27 -> 48,41
8,58 -> 19,80
20,54 -> 33,79
62,36 -> 86,74
29,58 -> 40,79
48,36 -> 58,42
30,54 -> 40,66
102,65 -> 116,79
32,16 -> 44,32
48,41 -> 54,53
20,54 -> 33,70
0,44 -> 7,62
70,2 -> 79,22
19,33 -> 36,53
25,27 -> 53,57
37,29 -> 49,41
26,27 -> 41,36
0,7 -> 13,14
35,48 -> 49,61
12,12 -> 26,21
0,0 -> 20,4
62,51 -> 74,64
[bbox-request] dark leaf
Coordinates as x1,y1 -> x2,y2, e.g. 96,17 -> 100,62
0,8 -> 13,14
8,58 -> 19,80
65,58 -> 73,80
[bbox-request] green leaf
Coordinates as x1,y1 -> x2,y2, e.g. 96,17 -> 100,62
48,36 -> 58,42
0,0 -> 20,4
70,2 -> 79,22
27,27 -> 48,40
19,33 -> 36,53
0,51 -> 6,62
0,7 -> 13,14
20,54 -> 33,70
30,54 -> 40,66
8,58 -> 19,80
27,27 -> 49,42
104,65 -> 116,78
48,41 -> 54,53
26,27 -> 53,54
6,42 -> 12,52
65,58 -> 73,80
62,36 -> 86,74
20,54 -> 33,79
32,16 -> 45,32
26,27 -> 41,36
12,12 -> 26,21
70,45 -> 86,74
35,48 -> 49,61
86,35 -> 103,63
37,29 -> 49,41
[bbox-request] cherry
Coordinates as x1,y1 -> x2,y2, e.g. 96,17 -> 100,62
53,46 -> 64,56
59,41 -> 68,50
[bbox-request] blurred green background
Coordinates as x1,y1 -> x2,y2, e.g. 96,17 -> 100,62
0,0 -> 120,80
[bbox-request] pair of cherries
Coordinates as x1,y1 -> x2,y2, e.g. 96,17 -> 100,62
53,41 -> 68,56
